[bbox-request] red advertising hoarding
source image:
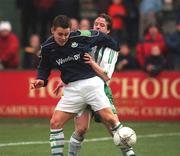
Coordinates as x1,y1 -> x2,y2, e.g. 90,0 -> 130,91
0,70 -> 180,120
111,72 -> 180,121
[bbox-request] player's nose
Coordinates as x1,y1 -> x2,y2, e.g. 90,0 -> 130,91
95,26 -> 100,30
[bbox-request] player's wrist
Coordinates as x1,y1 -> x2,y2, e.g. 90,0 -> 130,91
89,60 -> 95,66
37,78 -> 48,87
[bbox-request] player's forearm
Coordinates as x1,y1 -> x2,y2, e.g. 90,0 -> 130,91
90,61 -> 110,81
37,68 -> 50,86
97,32 -> 119,51
87,30 -> 118,51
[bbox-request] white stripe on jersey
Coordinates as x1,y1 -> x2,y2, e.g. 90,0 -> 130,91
93,47 -> 118,79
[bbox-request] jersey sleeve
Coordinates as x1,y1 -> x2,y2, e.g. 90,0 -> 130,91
79,30 -> 119,51
99,48 -> 118,78
37,47 -> 51,86
95,31 -> 119,51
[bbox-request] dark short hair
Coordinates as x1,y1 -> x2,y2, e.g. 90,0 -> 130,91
97,13 -> 112,31
52,15 -> 71,29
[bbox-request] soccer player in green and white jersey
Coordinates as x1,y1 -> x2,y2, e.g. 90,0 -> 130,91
54,13 -> 136,156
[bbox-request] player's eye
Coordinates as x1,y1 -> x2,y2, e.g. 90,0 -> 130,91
64,33 -> 70,37
58,33 -> 69,37
58,33 -> 64,36
100,23 -> 105,27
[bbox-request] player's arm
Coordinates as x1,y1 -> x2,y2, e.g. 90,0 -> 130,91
31,47 -> 51,89
89,47 -> 118,81
53,80 -> 65,96
79,30 -> 119,51
94,31 -> 119,51
84,53 -> 109,81
99,48 -> 118,79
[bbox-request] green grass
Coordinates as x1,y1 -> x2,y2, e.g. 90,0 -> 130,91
0,118 -> 180,156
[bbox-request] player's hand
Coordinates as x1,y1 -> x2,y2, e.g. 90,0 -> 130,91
30,79 -> 45,89
53,81 -> 64,96
83,53 -> 94,64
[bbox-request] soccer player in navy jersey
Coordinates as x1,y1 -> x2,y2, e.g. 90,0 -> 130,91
31,15 -> 124,156
54,14 -> 136,156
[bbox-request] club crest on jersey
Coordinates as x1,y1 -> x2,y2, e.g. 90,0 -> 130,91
71,42 -> 78,48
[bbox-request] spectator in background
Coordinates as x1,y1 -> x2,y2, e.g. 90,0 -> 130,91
144,45 -> 166,77
124,0 -> 139,47
16,0 -> 38,46
79,18 -> 91,30
22,34 -> 40,69
139,0 -> 162,39
136,24 -> 166,68
0,21 -> 20,69
166,20 -> 180,70
115,43 -> 139,71
108,0 -> 127,44
70,18 -> 79,31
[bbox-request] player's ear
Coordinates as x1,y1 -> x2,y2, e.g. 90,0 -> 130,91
51,27 -> 55,34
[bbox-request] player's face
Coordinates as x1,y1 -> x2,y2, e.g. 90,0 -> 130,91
93,17 -> 110,34
51,27 -> 70,46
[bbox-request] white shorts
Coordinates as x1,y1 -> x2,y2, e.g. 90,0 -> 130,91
55,76 -> 111,114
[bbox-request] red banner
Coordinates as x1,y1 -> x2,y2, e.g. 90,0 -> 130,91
0,70 -> 60,118
111,72 -> 180,121
0,70 -> 180,120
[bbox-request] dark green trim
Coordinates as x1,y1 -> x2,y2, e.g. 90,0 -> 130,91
108,50 -> 115,64
50,129 -> 63,134
51,145 -> 64,149
50,138 -> 64,142
104,84 -> 117,114
52,152 -> 64,156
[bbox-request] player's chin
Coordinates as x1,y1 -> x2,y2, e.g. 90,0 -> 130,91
58,40 -> 67,46
59,43 -> 66,46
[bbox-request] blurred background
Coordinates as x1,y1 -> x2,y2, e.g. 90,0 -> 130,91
0,0 -> 180,156
0,0 -> 180,71
0,0 -> 180,70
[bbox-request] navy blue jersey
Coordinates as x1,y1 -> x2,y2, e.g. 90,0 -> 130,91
37,30 -> 118,85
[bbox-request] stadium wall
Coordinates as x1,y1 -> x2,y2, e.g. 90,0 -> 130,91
0,70 -> 180,121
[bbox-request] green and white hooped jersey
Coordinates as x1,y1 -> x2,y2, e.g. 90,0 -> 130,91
91,46 -> 118,79
90,46 -> 118,114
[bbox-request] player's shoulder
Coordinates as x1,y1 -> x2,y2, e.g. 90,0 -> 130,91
99,46 -> 119,53
41,36 -> 56,49
69,29 -> 100,38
